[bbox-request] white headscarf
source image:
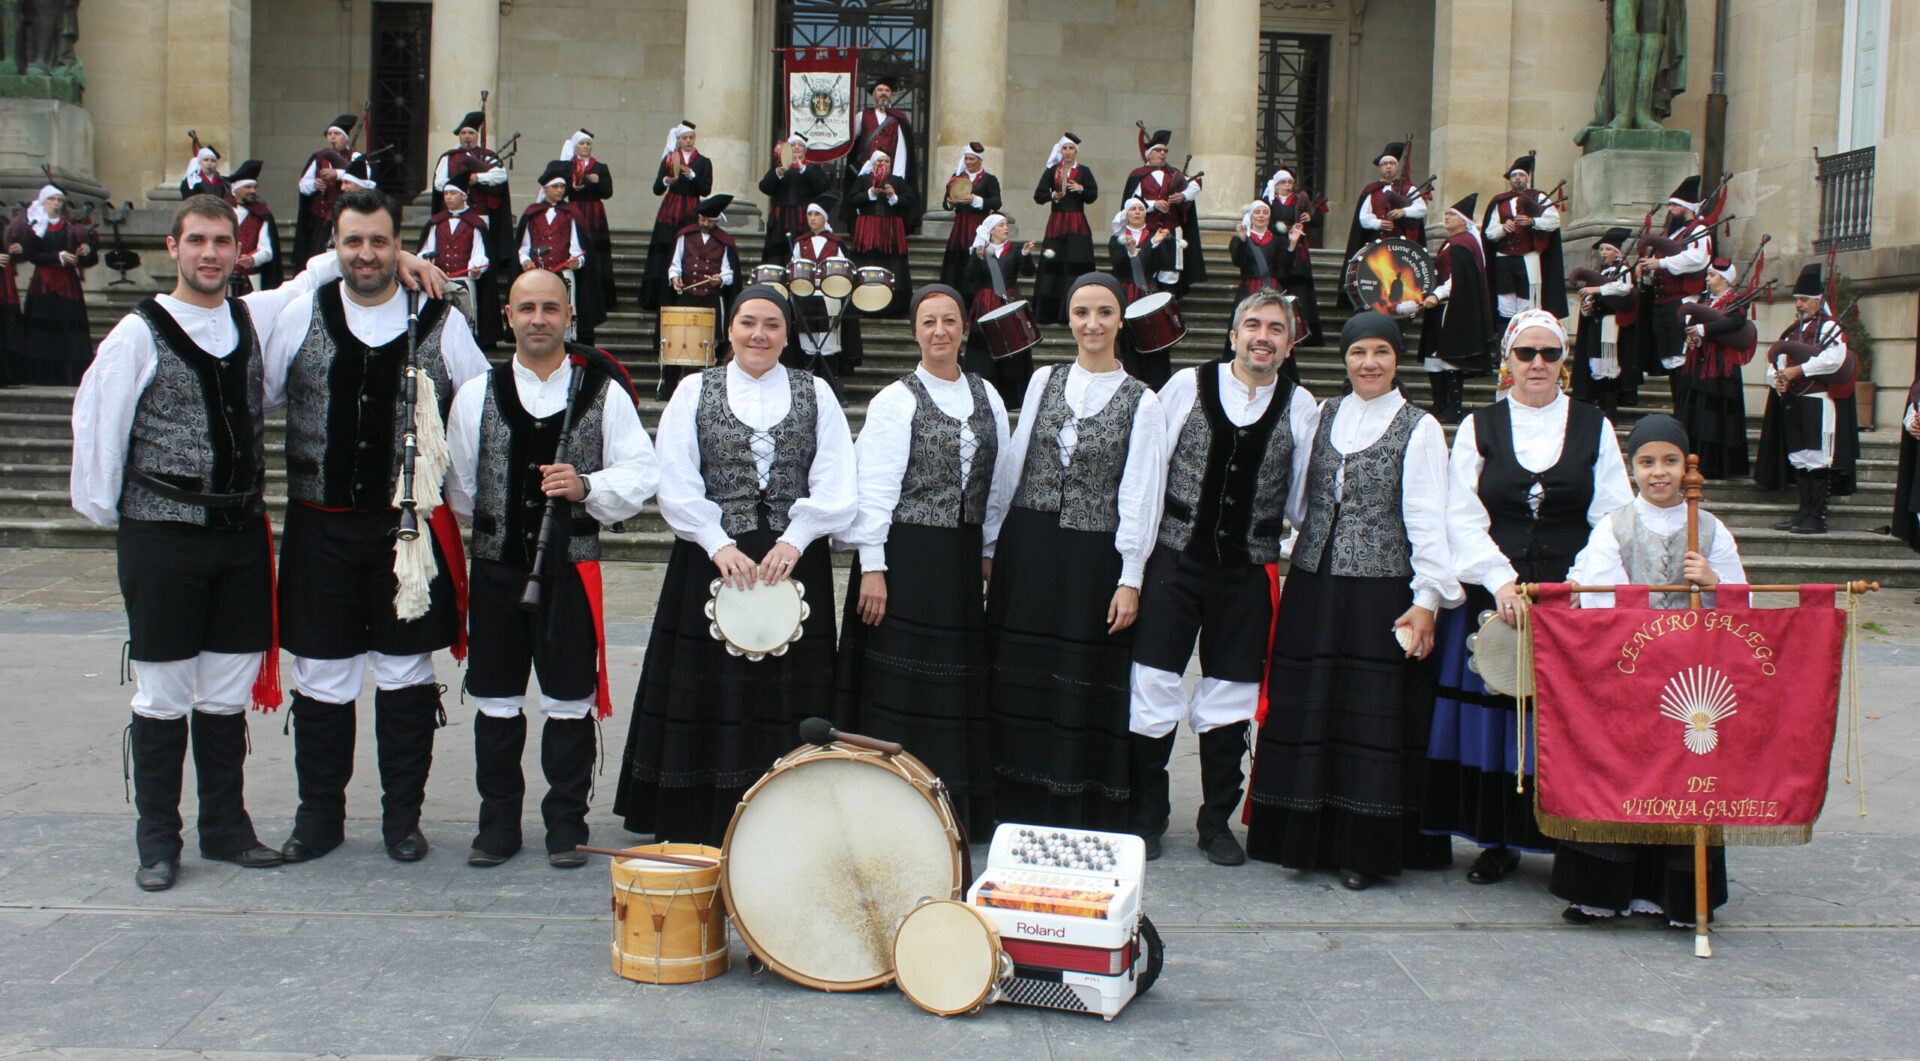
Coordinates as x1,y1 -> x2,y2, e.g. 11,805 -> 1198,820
971,213 -> 1008,252
659,122 -> 693,161
26,184 -> 62,237
953,144 -> 983,177
543,174 -> 569,189
805,202 -> 833,234
1500,308 -> 1568,357
1710,260 -> 1737,288
561,130 -> 593,163
1045,135 -> 1078,169
1263,168 -> 1294,202
1110,197 -> 1147,238
1239,200 -> 1270,234
182,147 -> 219,187
858,150 -> 891,177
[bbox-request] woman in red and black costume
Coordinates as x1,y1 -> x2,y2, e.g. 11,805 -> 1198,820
960,213 -> 1037,406
1261,168 -> 1326,349
1032,132 -> 1098,323
16,183 -> 97,385
641,121 -> 708,311
1672,258 -> 1756,479
850,150 -> 914,319
561,129 -> 617,311
939,141 -> 1002,288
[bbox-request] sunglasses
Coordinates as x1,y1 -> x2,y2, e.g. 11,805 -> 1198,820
1509,345 -> 1567,363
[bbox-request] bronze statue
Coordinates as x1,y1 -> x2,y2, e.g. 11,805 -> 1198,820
4,0 -> 85,93
1575,0 -> 1687,146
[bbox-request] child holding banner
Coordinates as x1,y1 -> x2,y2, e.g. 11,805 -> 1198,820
1553,414 -> 1746,925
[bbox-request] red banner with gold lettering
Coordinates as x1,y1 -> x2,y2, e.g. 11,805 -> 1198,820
1529,584 -> 1846,846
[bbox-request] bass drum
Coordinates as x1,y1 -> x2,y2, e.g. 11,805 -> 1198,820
1342,237 -> 1437,317
722,743 -> 964,992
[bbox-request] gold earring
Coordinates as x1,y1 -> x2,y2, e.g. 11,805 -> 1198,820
1558,362 -> 1573,391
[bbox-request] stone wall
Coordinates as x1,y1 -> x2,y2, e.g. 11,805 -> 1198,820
249,0 -> 370,213
74,0 -> 173,203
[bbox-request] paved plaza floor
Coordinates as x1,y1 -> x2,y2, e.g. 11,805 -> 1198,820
1,551 -> 1916,1061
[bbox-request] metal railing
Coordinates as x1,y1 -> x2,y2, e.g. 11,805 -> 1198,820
1813,146 -> 1874,253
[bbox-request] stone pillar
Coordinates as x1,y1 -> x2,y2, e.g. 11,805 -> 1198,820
683,0 -> 758,203
1428,0 -> 1513,232
1185,0 -> 1259,221
930,0 -> 1008,194
428,0 -> 500,156
165,0 -> 254,166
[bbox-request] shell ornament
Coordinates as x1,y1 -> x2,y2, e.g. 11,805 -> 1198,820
1657,665 -> 1739,755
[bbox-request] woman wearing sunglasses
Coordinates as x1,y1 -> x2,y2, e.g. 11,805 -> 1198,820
1422,308 -> 1632,886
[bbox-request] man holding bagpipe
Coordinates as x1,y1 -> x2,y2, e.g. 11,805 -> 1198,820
433,109 -> 514,317
1635,175 -> 1717,405
229,161 -> 283,294
1343,141 -> 1427,259
1480,155 -> 1566,328
263,189 -> 490,865
1754,262 -> 1858,536
446,269 -> 657,869
1123,127 -> 1206,296
292,114 -> 377,269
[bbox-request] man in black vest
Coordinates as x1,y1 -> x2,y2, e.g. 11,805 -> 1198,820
446,269 -> 657,867
263,188 -> 491,865
662,194 -> 740,400
1127,288 -> 1320,864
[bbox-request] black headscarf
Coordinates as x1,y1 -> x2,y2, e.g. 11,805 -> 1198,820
1066,272 -> 1126,307
1626,412 -> 1689,457
908,283 -> 967,325
1338,310 -> 1405,358
725,283 -> 797,362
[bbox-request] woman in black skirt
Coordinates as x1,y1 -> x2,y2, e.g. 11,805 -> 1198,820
17,184 -> 96,386
1246,313 -> 1459,889
836,284 -> 1012,831
612,284 -> 857,844
960,214 -> 1038,407
1425,308 -> 1632,884
1673,259 -> 1755,479
984,273 -> 1166,832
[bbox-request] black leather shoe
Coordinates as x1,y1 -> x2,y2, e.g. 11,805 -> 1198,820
1141,832 -> 1164,862
135,860 -> 176,891
547,849 -> 589,869
1339,868 -> 1375,891
1466,847 -> 1521,884
205,844 -> 284,868
278,836 -> 337,863
1200,830 -> 1247,866
387,829 -> 429,862
467,847 -> 511,868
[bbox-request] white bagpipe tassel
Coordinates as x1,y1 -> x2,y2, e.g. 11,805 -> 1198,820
392,370 -> 453,621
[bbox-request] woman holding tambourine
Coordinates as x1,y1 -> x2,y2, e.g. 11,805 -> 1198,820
1423,309 -> 1631,885
835,284 -> 1013,832
612,284 -> 857,845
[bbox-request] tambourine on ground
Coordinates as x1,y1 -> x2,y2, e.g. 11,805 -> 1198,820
1343,237 -> 1436,317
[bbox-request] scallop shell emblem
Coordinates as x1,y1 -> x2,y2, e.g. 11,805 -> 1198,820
1657,665 -> 1739,755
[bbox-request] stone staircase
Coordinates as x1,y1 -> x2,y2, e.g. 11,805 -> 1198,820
11,229 -> 1918,585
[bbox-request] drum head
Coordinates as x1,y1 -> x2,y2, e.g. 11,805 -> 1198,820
1342,238 -> 1437,318
1124,291 -> 1174,319
820,274 -> 855,299
705,579 -> 808,661
978,299 -> 1028,324
1467,611 -> 1533,697
850,268 -> 894,311
893,900 -> 1002,1016
724,749 -> 962,991
947,175 -> 976,203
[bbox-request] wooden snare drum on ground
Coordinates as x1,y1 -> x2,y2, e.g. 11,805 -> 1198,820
893,898 -> 1013,1016
817,258 -> 857,299
977,300 -> 1041,359
788,259 -> 820,297
610,843 -> 729,984
659,306 -> 718,367
750,263 -> 789,294
851,267 -> 896,312
721,743 -> 964,992
705,578 -> 808,661
1123,291 -> 1186,352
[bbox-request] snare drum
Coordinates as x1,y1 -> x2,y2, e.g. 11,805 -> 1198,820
610,843 -> 729,985
850,267 -> 896,312
893,898 -> 1012,1016
706,578 -> 808,661
722,743 -> 964,992
1123,291 -> 1186,352
659,306 -> 718,367
445,277 -> 479,339
976,300 -> 1041,359
750,263 -> 789,295
817,259 -> 856,299
788,259 -> 819,297
1466,609 -> 1533,697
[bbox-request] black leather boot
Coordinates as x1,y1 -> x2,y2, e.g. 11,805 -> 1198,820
375,683 -> 442,859
284,692 -> 355,861
1128,733 -> 1175,861
1788,469 -> 1830,534
131,713 -> 189,888
190,710 -> 278,865
541,716 -> 596,866
470,712 -> 527,865
1426,371 -> 1448,420
1195,722 -> 1250,866
1773,470 -> 1809,530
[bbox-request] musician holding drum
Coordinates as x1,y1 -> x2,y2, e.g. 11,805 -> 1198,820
786,203 -> 863,389
517,163 -> 602,345
417,184 -> 494,345
261,189 -> 486,866
446,268 -> 656,869
1032,131 -> 1099,324
1754,263 -> 1858,536
1415,194 -> 1496,424
613,284 -> 857,845
292,114 -> 376,268
960,214 -> 1038,405
661,194 -> 741,401
939,141 -> 1003,288
850,151 -> 914,318
836,283 -> 1013,832
984,273 -> 1166,834
1424,309 -> 1630,886
641,121 -> 707,312
1108,198 -> 1176,387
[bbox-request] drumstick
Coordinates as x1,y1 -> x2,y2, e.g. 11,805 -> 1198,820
574,844 -> 719,868
797,716 -> 904,757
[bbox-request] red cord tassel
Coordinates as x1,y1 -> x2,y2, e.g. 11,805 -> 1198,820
428,505 -> 470,661
250,516 -> 283,712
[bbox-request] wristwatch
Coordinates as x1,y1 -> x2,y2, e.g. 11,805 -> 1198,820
578,474 -> 593,499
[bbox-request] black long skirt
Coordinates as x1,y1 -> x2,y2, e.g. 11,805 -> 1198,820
834,522 -> 994,832
1551,841 -> 1728,920
986,507 -> 1133,832
1246,566 -> 1453,877
21,288 -> 91,386
612,529 -> 838,845
1675,373 -> 1748,479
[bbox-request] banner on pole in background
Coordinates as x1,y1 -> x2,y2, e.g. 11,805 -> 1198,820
780,47 -> 858,162
1529,583 -> 1847,846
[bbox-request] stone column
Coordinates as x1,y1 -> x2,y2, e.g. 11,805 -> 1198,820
1185,0 -> 1259,221
683,0 -> 758,202
428,0 -> 500,158
164,0 -> 255,176
930,0 -> 1008,191
1428,0 -> 1514,232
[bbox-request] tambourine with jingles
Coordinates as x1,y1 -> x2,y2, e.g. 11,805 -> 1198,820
946,174 -> 977,207
1343,237 -> 1437,317
705,578 -> 808,661
893,898 -> 1013,1016
1466,609 -> 1532,698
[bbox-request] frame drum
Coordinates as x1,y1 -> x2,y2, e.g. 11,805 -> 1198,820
1466,610 -> 1534,697
850,267 -> 896,312
705,578 -> 808,661
1341,237 -> 1438,318
610,843 -> 729,984
787,259 -> 820,298
946,174 -> 977,206
1123,291 -> 1186,353
750,263 -> 790,295
722,743 -> 964,992
977,300 -> 1042,359
893,899 -> 1012,1016
658,306 -> 718,366
817,259 -> 857,299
